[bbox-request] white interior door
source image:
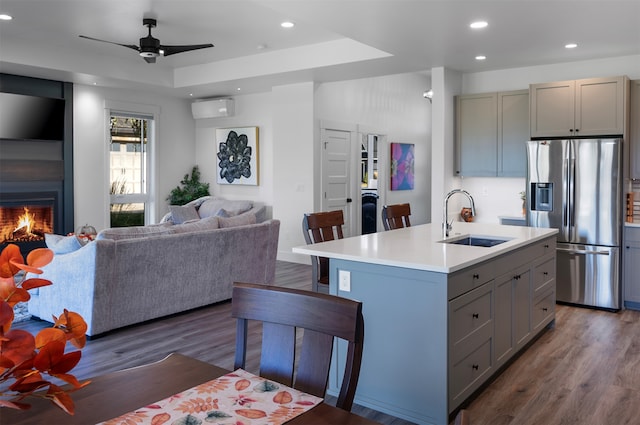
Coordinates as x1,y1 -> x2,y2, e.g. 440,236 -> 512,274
321,128 -> 352,237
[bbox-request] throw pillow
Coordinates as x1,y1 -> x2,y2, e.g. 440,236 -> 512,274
96,223 -> 173,240
169,204 -> 200,224
218,213 -> 257,228
44,233 -> 84,254
170,216 -> 220,234
198,199 -> 253,219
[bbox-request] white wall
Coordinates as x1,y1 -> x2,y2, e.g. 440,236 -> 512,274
433,54 -> 640,225
315,72 -> 432,226
430,67 -> 462,226
272,83 -> 315,262
193,72 -> 431,264
73,84 -> 194,231
194,92 -> 274,206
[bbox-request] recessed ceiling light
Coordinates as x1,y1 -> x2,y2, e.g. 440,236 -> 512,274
0,14 -> 13,20
565,43 -> 578,49
470,21 -> 488,29
475,55 -> 487,61
281,21 -> 295,29
236,87 -> 241,91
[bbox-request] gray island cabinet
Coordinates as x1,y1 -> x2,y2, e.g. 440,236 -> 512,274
294,222 -> 557,425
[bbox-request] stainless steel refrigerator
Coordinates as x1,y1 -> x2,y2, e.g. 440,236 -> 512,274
526,138 -> 622,310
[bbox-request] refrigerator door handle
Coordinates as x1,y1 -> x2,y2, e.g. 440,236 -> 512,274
563,158 -> 570,240
568,157 -> 575,234
556,247 -> 610,256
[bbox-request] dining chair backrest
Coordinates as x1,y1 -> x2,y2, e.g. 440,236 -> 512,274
302,210 -> 345,293
382,203 -> 411,230
231,281 -> 365,411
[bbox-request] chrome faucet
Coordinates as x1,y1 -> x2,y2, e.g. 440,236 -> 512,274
443,189 -> 476,238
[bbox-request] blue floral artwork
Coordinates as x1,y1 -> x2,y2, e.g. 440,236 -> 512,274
216,127 -> 259,185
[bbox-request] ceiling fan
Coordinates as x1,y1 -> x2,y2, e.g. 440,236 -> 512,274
79,18 -> 214,63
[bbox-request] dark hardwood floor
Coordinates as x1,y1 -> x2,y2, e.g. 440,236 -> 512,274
12,261 -> 640,425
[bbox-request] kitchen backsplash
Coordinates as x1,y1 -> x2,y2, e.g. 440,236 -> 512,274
628,181 -> 640,223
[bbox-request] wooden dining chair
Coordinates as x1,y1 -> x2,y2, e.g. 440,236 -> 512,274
302,210 -> 345,293
382,203 -> 411,230
231,281 -> 365,411
454,409 -> 471,425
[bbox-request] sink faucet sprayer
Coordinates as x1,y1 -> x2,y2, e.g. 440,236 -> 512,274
443,189 -> 476,238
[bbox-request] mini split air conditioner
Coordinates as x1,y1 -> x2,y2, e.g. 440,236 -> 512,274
191,98 -> 234,119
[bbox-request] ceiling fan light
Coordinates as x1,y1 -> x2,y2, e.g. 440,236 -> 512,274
140,50 -> 159,58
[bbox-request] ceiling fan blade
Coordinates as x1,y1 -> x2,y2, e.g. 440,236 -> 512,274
143,56 -> 156,64
161,43 -> 214,56
79,35 -> 139,52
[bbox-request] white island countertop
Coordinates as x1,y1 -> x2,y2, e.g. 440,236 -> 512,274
293,222 -> 558,274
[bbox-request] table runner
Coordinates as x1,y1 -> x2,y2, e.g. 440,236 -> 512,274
97,368 -> 323,425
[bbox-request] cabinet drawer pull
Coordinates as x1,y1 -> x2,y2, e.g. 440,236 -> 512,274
472,273 -> 480,279
542,307 -> 548,312
472,313 -> 479,319
472,364 -> 479,371
544,244 -> 550,248
543,271 -> 548,276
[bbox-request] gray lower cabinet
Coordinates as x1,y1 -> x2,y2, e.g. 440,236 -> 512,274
455,89 -> 529,177
448,237 -> 555,410
624,226 -> 640,309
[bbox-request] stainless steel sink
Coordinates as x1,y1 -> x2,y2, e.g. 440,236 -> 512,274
440,235 -> 512,247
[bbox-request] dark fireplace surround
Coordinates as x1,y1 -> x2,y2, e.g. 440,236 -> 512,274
0,74 -> 74,256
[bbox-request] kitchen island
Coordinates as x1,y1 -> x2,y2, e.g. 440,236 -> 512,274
293,222 -> 558,425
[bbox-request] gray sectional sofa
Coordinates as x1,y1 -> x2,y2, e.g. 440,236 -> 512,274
29,197 -> 279,337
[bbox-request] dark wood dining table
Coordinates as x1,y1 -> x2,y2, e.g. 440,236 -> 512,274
1,353 -> 380,425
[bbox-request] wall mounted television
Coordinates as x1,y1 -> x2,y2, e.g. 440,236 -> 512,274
0,92 -> 65,141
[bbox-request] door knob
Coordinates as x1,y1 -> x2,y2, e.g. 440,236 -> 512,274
346,198 -> 353,203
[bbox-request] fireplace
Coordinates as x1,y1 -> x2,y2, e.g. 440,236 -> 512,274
1,74 -> 74,256
0,192 -> 60,255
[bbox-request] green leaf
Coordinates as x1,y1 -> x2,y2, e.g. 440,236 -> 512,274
173,414 -> 203,425
253,380 -> 279,392
205,411 -> 233,422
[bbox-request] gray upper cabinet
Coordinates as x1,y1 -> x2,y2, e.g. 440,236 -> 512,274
455,90 -> 528,177
456,92 -> 497,177
498,90 -> 529,177
530,76 -> 627,138
631,80 -> 640,180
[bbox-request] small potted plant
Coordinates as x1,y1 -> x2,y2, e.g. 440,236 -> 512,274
167,165 -> 210,206
0,244 -> 89,414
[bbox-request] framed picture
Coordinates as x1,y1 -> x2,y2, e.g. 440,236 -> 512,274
216,127 -> 259,185
390,142 -> 414,190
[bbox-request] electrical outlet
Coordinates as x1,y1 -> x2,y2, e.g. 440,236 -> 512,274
339,270 -> 351,292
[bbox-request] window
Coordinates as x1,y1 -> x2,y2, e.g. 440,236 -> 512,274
109,112 -> 152,227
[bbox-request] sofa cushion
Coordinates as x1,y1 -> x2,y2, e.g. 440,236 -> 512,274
45,233 -> 84,254
218,212 -> 257,228
169,204 -> 200,224
198,199 -> 253,219
96,222 -> 173,240
169,216 -> 220,233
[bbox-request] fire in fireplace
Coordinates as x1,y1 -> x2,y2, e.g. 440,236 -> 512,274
1,205 -> 54,244
0,191 -> 58,256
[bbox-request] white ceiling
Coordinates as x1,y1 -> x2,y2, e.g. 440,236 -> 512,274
1,0 -> 639,99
